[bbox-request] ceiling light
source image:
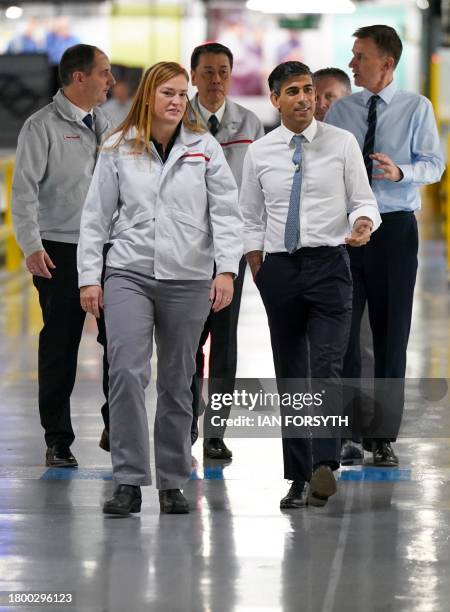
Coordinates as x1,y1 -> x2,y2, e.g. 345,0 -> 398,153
246,0 -> 356,14
416,0 -> 429,9
5,6 -> 23,19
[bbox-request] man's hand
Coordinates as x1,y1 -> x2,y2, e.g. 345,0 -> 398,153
25,250 -> 56,278
210,273 -> 234,313
246,250 -> 263,282
345,216 -> 373,247
80,285 -> 103,319
370,152 -> 403,182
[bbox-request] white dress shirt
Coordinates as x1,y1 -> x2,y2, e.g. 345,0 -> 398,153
197,99 -> 226,125
239,119 -> 381,254
64,94 -> 95,129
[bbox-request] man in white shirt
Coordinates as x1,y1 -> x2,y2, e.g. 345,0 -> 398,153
240,61 -> 381,509
12,44 -> 115,468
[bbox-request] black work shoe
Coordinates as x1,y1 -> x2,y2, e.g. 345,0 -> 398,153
280,481 -> 306,509
191,417 -> 199,446
307,465 -> 337,507
373,441 -> 399,467
103,485 -> 142,515
203,438 -> 233,460
362,438 -> 374,452
340,439 -> 364,466
99,428 -> 110,452
45,446 -> 78,468
159,489 -> 190,514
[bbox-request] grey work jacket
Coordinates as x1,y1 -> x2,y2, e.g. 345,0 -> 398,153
190,96 -> 265,189
77,125 -> 243,286
11,89 -> 110,257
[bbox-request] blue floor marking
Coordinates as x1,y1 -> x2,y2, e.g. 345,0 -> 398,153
202,466 -> 226,480
339,467 -> 412,481
40,468 -> 113,481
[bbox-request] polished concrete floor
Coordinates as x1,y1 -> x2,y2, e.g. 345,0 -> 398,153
0,222 -> 449,612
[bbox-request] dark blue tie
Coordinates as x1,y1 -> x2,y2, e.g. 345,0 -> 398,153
362,95 -> 380,185
82,113 -> 93,131
208,114 -> 219,136
284,134 -> 304,254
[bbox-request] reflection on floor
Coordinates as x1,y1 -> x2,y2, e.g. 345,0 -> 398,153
0,226 -> 449,612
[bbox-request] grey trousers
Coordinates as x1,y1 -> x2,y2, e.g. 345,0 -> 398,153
104,268 -> 211,489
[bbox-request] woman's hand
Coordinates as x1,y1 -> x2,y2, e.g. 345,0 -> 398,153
210,273 -> 234,312
80,285 -> 103,319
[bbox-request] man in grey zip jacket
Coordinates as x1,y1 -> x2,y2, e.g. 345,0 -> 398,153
190,42 -> 265,459
11,44 -> 115,468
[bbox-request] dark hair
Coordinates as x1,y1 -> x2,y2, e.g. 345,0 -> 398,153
190,42 -> 234,71
268,61 -> 312,95
59,44 -> 103,86
353,25 -> 403,67
313,68 -> 351,93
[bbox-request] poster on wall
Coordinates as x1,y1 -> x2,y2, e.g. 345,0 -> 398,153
1,17 -> 81,64
207,8 -> 311,97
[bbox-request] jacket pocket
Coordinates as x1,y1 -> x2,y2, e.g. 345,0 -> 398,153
112,209 -> 153,234
171,209 -> 212,236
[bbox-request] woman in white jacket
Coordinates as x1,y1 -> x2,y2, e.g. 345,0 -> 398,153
77,61 -> 242,515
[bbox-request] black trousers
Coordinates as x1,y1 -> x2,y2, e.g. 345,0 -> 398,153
256,246 -> 352,482
343,212 -> 418,441
193,256 -> 247,439
33,240 -> 109,448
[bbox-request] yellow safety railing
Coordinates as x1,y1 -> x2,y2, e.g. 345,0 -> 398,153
429,55 -> 450,270
0,155 -> 21,272
447,134 -> 450,270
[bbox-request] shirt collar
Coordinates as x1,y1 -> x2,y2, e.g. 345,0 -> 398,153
197,98 -> 226,125
279,118 -> 317,146
362,80 -> 397,106
63,93 -> 93,121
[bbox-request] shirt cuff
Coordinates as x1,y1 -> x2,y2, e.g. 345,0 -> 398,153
348,206 -> 382,232
397,164 -> 413,184
243,238 -> 265,254
215,260 -> 239,277
78,275 -> 102,289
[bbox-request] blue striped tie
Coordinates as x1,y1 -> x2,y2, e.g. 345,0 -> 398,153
362,95 -> 380,185
284,134 -> 304,254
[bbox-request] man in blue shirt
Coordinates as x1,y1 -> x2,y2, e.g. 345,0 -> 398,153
326,25 -> 444,466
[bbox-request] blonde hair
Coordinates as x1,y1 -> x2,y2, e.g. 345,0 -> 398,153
109,61 -> 203,151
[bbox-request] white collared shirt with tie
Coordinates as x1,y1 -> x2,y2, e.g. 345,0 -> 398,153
239,118 -> 381,254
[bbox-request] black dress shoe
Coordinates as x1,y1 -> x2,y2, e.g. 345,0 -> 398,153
45,446 -> 78,468
307,465 -> 337,507
99,428 -> 110,452
280,481 -> 306,509
373,440 -> 399,467
362,438 -> 374,452
203,438 -> 233,460
191,416 -> 199,446
159,489 -> 189,514
340,439 -> 364,466
103,485 -> 142,515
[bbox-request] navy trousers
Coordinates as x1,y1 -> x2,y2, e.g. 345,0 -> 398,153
256,246 -> 352,482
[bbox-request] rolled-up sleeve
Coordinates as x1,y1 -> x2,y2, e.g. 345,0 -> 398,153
239,147 -> 267,253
